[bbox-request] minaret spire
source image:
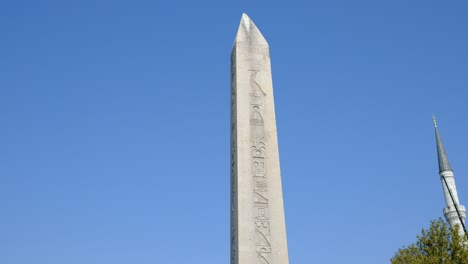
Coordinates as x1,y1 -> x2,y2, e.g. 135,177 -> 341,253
433,117 -> 466,237
434,115 -> 452,173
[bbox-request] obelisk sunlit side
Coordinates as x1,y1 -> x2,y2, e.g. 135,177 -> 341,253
230,14 -> 289,264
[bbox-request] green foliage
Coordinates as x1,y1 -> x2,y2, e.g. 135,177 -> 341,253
391,218 -> 468,264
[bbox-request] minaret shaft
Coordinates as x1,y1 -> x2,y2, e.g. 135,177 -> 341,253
231,14 -> 289,264
441,172 -> 461,207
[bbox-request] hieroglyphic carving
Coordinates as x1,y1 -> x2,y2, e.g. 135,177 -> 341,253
237,43 -> 269,68
249,68 -> 271,264
232,41 -> 273,263
230,49 -> 238,264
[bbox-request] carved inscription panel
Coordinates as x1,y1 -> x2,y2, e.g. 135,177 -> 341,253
249,64 -> 271,264
233,42 -> 276,264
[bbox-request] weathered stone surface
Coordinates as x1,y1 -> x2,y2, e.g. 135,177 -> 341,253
231,13 -> 289,264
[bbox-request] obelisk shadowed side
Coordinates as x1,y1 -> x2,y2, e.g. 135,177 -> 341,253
231,13 -> 289,264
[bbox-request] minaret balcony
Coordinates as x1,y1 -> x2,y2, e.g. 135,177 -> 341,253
443,204 -> 467,217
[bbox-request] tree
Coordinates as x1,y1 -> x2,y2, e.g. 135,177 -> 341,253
391,218 -> 468,264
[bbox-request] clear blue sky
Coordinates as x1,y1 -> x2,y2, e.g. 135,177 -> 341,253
1,1 -> 468,263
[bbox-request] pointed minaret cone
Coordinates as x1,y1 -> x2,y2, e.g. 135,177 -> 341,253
433,116 -> 466,237
231,14 -> 289,264
433,116 -> 452,173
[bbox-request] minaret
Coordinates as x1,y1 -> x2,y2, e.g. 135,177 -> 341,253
231,14 -> 289,264
433,116 -> 467,236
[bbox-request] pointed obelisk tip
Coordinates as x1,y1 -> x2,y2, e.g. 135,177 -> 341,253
433,115 -> 437,127
234,13 -> 268,45
241,13 -> 251,32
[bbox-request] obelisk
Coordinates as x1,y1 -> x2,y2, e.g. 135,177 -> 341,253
231,13 -> 289,264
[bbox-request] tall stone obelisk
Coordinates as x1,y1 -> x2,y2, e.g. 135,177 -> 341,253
231,13 -> 289,264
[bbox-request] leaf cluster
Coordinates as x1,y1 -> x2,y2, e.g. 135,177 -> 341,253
391,218 -> 468,264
